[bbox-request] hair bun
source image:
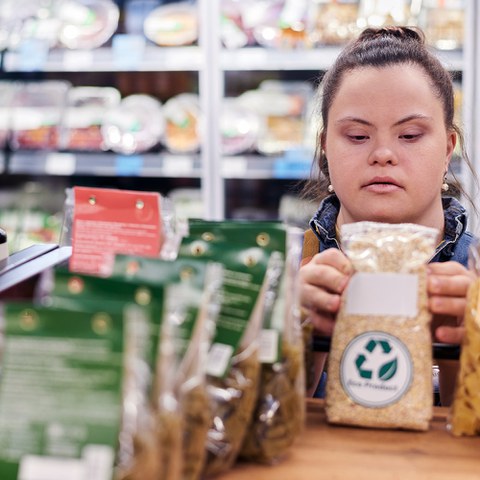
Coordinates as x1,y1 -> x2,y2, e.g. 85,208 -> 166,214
358,26 -> 425,44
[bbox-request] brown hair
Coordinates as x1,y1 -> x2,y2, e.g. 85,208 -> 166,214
303,26 -> 477,210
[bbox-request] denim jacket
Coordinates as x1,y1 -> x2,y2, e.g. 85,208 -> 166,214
309,195 -> 476,267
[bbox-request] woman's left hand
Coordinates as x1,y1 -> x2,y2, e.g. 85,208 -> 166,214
427,261 -> 475,345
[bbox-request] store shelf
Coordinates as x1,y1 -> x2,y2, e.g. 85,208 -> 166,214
222,151 -> 312,180
220,46 -> 464,72
3,44 -> 203,72
8,151 -> 202,178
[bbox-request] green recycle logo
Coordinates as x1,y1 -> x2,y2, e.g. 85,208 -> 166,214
355,338 -> 398,381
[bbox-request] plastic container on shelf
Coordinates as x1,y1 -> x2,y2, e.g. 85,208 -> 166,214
418,0 -> 464,50
143,2 -> 198,46
163,93 -> 201,154
101,94 -> 165,155
237,80 -> 313,156
307,0 -> 360,46
55,0 -> 120,49
0,82 -> 15,150
9,80 -> 71,151
220,98 -> 261,155
60,86 -> 121,152
0,0 -> 60,50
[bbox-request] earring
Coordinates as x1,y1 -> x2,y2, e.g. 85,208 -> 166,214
441,174 -> 449,192
327,184 -> 335,194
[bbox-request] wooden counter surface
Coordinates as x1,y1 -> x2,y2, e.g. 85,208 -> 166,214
221,399 -> 480,479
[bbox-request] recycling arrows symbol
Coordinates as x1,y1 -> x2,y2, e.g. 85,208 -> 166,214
355,338 -> 397,381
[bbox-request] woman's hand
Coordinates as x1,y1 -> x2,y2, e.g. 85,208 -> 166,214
298,248 -> 353,336
427,261 -> 475,345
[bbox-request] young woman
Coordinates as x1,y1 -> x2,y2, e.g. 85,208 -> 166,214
299,26 -> 478,405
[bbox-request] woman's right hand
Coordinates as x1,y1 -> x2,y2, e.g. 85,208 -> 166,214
298,248 -> 353,336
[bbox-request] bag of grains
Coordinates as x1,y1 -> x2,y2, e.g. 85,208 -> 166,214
326,221 -> 438,431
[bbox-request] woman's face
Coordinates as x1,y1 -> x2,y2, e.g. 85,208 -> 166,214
324,63 -> 456,229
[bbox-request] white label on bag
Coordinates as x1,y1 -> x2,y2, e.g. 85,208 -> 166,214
345,272 -> 418,317
206,343 -> 233,377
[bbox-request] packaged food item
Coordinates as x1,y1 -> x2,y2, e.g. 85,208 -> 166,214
248,0 -> 312,49
0,0 -> 60,50
0,303 -> 126,480
220,98 -> 260,155
448,241 -> 480,436
60,86 -> 121,151
307,0 -> 359,46
110,255 -> 223,480
357,0 -> 410,28
239,226 -> 305,464
10,80 -> 70,151
179,223 -> 278,477
55,0 -> 120,49
0,81 -> 14,149
101,94 -> 165,154
237,80 -> 312,155
163,93 -> 201,154
418,0 -> 464,50
48,271 -> 177,480
220,0 -> 250,49
326,222 -> 438,431
144,2 -> 198,46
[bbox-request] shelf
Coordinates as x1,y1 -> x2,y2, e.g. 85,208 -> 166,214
8,151 -> 202,178
2,43 -> 464,74
5,151 -> 314,181
220,46 -> 464,72
222,152 -> 312,180
3,44 -> 203,72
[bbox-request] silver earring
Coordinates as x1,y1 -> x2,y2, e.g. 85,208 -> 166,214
327,184 -> 335,194
441,174 -> 449,192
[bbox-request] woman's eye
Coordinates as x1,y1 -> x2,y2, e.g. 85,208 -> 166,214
400,133 -> 422,140
348,135 -> 368,141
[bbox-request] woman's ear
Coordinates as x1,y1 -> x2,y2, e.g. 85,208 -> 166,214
445,130 -> 457,169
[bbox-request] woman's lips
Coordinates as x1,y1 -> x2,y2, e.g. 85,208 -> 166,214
362,177 -> 403,193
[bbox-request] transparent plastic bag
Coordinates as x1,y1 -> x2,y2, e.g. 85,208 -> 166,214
326,221 -> 438,430
239,227 -> 306,464
448,240 -> 480,436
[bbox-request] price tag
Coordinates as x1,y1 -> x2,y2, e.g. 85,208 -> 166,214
112,34 -> 146,69
18,39 -> 49,71
63,49 -> 94,70
45,153 -> 76,175
222,157 -> 247,177
115,155 -> 143,176
163,156 -> 193,176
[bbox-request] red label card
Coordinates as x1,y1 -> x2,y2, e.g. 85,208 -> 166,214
70,186 -> 164,276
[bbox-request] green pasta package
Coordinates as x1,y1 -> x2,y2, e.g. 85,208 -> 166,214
179,220 -> 278,477
0,302 -> 125,480
326,221 -> 438,431
239,225 -> 306,464
111,255 -> 223,480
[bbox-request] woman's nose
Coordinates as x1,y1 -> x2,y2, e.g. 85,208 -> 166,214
368,144 -> 398,166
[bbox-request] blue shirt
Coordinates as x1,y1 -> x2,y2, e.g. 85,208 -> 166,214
309,195 -> 476,267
